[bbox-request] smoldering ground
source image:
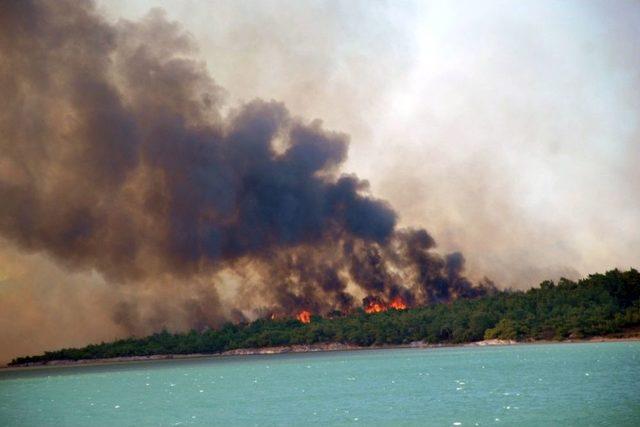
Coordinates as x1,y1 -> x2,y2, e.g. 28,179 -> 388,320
0,0 -> 493,362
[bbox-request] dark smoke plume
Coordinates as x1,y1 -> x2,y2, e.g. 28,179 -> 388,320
0,0 -> 491,331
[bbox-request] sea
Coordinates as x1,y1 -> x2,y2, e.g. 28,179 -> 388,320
1,342 -> 638,426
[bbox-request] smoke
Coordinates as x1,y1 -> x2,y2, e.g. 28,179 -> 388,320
0,0 -> 490,361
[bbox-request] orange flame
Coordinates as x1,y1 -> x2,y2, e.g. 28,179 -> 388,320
389,296 -> 407,310
364,302 -> 387,314
364,296 -> 408,313
297,310 -> 312,324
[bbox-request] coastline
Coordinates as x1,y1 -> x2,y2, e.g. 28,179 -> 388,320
4,334 -> 639,370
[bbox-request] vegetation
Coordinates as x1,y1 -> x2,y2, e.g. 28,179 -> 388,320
10,269 -> 640,366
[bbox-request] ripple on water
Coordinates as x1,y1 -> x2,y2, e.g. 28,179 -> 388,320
0,343 -> 638,425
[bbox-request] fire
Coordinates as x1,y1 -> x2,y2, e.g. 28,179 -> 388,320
297,310 -> 312,324
389,296 -> 407,310
364,301 -> 386,314
364,296 -> 407,313
363,296 -> 387,314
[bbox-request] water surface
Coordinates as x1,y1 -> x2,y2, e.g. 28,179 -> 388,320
1,342 -> 639,426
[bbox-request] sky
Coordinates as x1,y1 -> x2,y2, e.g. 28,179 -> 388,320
95,0 -> 639,284
0,0 -> 638,363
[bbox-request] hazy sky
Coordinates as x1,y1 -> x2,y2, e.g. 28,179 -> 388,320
96,0 -> 639,286
0,0 -> 638,363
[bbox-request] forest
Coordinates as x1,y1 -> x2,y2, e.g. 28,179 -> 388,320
10,269 -> 640,366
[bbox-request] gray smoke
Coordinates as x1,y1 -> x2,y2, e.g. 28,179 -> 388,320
0,0 -> 490,334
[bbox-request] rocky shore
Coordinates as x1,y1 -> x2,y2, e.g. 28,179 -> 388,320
5,333 -> 639,369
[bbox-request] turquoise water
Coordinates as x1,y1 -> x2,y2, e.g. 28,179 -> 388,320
1,342 -> 638,426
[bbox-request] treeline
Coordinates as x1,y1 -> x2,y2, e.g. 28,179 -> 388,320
10,269 -> 640,366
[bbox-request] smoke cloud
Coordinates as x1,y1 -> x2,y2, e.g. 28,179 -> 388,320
0,0 -> 492,362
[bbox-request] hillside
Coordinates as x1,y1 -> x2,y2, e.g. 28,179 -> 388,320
10,269 -> 640,366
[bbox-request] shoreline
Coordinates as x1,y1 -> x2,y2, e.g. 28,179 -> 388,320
3,335 -> 639,370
